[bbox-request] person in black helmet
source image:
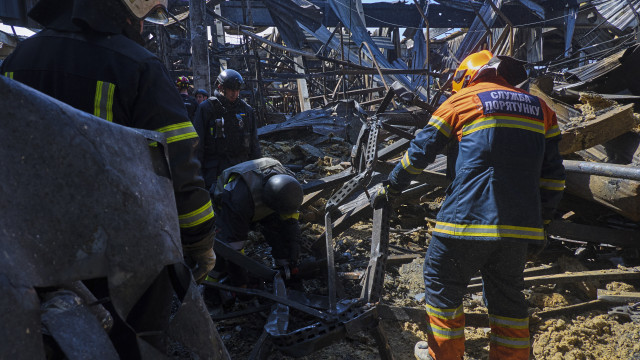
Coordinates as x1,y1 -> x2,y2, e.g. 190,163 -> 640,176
193,69 -> 261,190
210,157 -> 303,287
194,88 -> 209,104
0,0 -> 221,356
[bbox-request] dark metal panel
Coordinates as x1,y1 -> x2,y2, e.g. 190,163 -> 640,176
0,275 -> 44,359
0,76 -> 183,320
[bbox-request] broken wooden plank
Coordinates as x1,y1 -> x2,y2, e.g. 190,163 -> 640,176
387,254 -> 422,266
565,172 -> 640,222
547,220 -> 640,248
532,300 -> 608,320
467,268 -> 640,292
558,104 -> 636,155
302,169 -> 355,194
597,289 -> 640,304
469,264 -> 559,285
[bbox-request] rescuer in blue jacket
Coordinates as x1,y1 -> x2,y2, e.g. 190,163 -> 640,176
379,50 -> 565,360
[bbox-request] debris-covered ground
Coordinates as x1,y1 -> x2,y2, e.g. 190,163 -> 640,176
213,214 -> 640,359
210,130 -> 640,359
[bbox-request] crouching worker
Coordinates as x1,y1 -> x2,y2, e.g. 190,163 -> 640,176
209,157 -> 304,289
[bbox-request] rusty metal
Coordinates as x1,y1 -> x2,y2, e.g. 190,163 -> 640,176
360,201 -> 392,303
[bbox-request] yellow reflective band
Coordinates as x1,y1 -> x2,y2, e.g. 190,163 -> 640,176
462,116 -> 545,136
540,177 -> 565,191
545,125 -> 561,138
434,222 -> 545,241
425,304 -> 464,320
4,72 -> 14,79
178,200 -> 214,228
401,152 -> 423,175
106,83 -> 115,122
94,81 -> 103,118
426,322 -> 465,339
490,334 -> 530,349
205,275 -> 218,282
224,174 -> 238,189
280,212 -> 300,220
489,314 -> 529,329
155,122 -> 198,144
428,115 -> 452,138
93,81 -> 116,122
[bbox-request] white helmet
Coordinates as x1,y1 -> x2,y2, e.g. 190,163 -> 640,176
121,0 -> 169,24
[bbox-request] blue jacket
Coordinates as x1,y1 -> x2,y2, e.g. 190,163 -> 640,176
389,76 -> 565,244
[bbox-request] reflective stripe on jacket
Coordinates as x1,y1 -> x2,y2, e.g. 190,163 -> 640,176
390,77 -> 565,244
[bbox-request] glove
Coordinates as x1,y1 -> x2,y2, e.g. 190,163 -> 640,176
370,181 -> 400,209
183,232 -> 217,284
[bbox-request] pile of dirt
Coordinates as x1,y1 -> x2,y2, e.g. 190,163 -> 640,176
532,313 -> 640,360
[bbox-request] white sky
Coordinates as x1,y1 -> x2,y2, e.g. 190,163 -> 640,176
0,23 -> 35,37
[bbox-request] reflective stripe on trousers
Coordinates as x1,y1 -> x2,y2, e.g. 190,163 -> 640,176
425,304 -> 465,359
489,314 -> 529,359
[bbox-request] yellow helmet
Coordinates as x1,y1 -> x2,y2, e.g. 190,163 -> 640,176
451,50 -> 493,93
120,0 -> 169,24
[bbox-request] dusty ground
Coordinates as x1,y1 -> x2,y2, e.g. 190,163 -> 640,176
212,133 -> 640,360
213,212 -> 640,359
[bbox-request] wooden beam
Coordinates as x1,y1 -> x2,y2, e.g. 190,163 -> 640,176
468,268 -> 640,292
558,104 -> 636,155
294,56 -> 311,111
469,264 -> 559,285
597,289 -> 640,303
547,220 -> 640,248
533,300 -> 608,320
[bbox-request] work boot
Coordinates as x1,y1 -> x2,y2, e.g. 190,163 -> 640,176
414,341 -> 434,360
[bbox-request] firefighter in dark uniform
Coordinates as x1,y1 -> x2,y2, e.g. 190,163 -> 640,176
0,0 -> 216,283
376,51 -> 565,360
193,69 -> 261,190
210,158 -> 303,286
176,75 -> 199,121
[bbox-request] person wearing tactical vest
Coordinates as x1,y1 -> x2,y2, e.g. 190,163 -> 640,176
211,157 -> 303,286
193,69 -> 261,190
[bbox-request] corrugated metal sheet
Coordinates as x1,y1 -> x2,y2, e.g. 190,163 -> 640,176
593,0 -> 640,32
328,0 -> 425,98
564,47 -> 625,81
453,0 -> 503,68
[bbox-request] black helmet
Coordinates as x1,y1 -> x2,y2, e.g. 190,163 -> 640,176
263,174 -> 303,214
216,69 -> 244,90
195,89 -> 209,97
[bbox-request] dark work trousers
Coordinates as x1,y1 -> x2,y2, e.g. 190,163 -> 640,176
423,235 -> 530,359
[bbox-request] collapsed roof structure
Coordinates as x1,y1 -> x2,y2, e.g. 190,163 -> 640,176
3,0 -> 640,358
